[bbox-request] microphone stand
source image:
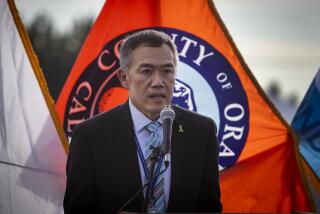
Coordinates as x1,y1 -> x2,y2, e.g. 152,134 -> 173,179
142,107 -> 174,212
142,146 -> 162,213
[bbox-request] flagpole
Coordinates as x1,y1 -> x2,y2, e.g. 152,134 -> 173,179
7,0 -> 69,153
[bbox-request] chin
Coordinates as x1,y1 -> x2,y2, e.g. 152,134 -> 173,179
147,106 -> 166,118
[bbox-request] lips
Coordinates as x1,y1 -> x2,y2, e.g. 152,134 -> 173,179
149,93 -> 166,99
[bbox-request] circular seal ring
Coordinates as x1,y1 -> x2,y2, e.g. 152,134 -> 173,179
64,27 -> 249,169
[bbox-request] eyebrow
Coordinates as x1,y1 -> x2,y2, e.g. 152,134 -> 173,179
138,63 -> 175,69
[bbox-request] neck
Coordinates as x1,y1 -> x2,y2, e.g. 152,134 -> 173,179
129,99 -> 160,121
145,113 -> 159,121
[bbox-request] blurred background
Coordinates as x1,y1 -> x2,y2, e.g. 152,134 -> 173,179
14,0 -> 320,123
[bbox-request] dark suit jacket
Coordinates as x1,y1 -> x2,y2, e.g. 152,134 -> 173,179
64,101 -> 222,213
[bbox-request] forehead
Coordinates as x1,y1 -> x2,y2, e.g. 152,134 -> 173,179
130,44 -> 176,67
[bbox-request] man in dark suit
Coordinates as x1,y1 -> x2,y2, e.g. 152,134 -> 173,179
64,30 -> 222,213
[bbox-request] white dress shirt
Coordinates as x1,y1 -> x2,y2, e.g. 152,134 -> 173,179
129,99 -> 171,209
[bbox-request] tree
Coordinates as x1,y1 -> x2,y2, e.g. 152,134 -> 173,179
27,14 -> 93,100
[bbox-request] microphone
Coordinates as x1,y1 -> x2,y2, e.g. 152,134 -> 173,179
160,107 -> 175,166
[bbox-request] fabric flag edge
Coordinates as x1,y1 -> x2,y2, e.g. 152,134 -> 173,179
207,0 -> 289,130
207,0 -> 314,210
7,0 -> 69,153
293,133 -> 317,211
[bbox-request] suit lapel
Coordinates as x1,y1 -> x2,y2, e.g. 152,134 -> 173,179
116,101 -> 144,210
167,106 -> 188,210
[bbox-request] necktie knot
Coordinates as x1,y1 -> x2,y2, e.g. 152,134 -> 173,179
145,121 -> 160,149
146,121 -> 160,133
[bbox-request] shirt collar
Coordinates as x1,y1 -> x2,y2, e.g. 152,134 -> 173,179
129,99 -> 162,133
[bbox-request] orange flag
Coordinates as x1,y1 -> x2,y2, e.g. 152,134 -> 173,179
56,0 -> 312,211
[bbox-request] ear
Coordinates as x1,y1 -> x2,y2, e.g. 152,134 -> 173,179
117,69 -> 129,88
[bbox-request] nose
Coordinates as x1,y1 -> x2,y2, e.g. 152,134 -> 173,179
151,71 -> 164,87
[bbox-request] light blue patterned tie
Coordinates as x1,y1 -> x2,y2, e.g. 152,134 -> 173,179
145,121 -> 165,213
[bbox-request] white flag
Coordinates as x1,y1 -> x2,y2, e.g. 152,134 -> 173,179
0,0 -> 68,213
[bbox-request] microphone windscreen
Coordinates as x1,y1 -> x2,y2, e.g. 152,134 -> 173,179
160,107 -> 175,121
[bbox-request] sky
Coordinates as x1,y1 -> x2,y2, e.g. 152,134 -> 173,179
15,0 -> 320,104
214,0 -> 320,104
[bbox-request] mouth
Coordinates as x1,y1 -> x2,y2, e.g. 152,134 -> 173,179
149,93 -> 166,100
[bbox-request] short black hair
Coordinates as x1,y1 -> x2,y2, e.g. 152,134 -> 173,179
119,29 -> 178,71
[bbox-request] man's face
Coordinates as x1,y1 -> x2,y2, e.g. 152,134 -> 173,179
118,44 -> 176,120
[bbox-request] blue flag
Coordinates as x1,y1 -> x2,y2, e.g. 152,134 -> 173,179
291,68 -> 320,211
